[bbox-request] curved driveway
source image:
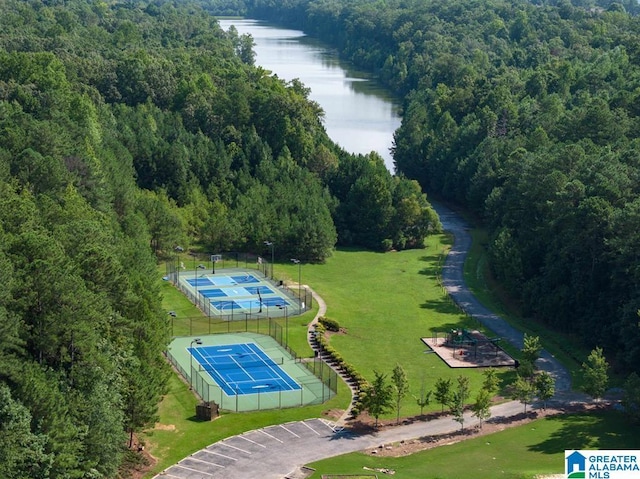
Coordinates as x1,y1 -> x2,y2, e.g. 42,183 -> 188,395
155,202 -> 574,479
432,202 -> 572,393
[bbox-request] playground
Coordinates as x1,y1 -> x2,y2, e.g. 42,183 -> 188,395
422,328 -> 516,368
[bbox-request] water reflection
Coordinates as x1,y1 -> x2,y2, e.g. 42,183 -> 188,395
218,19 -> 400,172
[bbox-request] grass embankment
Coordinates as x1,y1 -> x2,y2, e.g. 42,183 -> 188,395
306,410 -> 639,479
296,234 -> 517,418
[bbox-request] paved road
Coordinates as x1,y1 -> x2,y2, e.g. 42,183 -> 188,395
154,202 -> 576,479
431,202 -> 572,393
154,401 -> 526,479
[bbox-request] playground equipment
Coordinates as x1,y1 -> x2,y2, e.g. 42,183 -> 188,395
432,328 -> 503,359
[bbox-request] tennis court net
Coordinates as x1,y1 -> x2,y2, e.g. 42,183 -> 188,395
198,357 -> 284,371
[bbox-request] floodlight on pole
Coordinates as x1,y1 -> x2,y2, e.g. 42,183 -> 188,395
264,241 -> 274,279
277,304 -> 288,346
291,258 -> 302,314
189,338 -> 202,390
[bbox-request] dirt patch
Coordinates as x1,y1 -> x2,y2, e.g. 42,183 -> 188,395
154,423 -> 176,431
322,408 -> 346,421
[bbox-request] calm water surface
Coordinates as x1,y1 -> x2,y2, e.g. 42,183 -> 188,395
218,19 -> 401,172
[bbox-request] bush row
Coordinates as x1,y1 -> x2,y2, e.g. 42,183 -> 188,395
311,323 -> 368,417
317,315 -> 340,332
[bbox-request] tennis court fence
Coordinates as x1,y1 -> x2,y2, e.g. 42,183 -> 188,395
165,252 -> 313,317
164,348 -> 338,412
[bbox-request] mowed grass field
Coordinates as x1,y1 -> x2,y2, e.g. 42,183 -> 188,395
148,232 -> 505,475
306,410 -> 640,479
277,234 -> 516,418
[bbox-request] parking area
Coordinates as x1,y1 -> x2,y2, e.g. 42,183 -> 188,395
154,419 -> 341,479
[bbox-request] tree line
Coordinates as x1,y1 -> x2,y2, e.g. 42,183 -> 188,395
225,0 -> 640,374
363,337 -> 640,428
0,0 -> 441,477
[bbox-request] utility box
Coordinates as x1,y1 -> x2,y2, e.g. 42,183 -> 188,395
196,402 -> 218,421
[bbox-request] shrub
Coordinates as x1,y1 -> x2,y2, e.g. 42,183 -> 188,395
318,316 -> 340,332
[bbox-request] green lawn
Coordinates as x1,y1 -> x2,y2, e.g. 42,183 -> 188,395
146,233 -> 511,475
281,235 -> 516,418
306,410 -> 639,479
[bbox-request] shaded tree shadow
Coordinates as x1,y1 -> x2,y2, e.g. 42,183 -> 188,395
186,415 -> 214,423
424,322 -> 476,335
419,266 -> 440,280
420,297 -> 467,316
528,409 -> 635,454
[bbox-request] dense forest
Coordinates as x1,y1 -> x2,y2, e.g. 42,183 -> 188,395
0,0 -> 441,477
210,0 -> 640,374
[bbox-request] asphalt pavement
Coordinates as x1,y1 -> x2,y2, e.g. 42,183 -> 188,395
431,201 -> 573,393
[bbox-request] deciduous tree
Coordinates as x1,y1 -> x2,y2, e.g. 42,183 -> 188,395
582,347 -> 609,401
391,364 -> 409,425
472,388 -> 492,429
363,371 -> 394,428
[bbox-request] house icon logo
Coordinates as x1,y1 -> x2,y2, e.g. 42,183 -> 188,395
566,451 -> 586,478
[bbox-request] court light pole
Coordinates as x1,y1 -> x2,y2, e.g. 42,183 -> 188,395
291,258 -> 301,314
264,241 -> 274,279
277,305 -> 288,346
195,264 -> 205,308
189,338 -> 202,390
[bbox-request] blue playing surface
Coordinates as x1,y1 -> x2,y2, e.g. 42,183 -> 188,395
188,343 -> 300,395
199,286 -> 276,299
211,298 -> 290,312
184,273 -> 292,315
186,273 -> 260,288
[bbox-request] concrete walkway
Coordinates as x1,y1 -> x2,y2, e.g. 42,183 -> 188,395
154,202 -> 578,479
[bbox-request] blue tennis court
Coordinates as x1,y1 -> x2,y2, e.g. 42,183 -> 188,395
186,274 -> 260,288
180,270 -> 298,317
188,343 -> 300,395
211,298 -> 290,312
198,285 -> 275,299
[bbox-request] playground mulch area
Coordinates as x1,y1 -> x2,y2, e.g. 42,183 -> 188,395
421,330 -> 516,368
